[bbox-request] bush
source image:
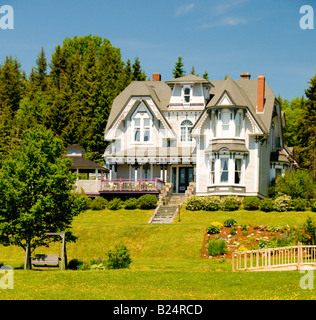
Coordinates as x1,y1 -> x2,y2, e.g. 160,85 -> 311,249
138,194 -> 158,209
260,198 -> 274,212
203,196 -> 221,211
220,196 -> 241,211
207,238 -> 227,256
242,197 -> 261,210
67,258 -> 84,270
105,244 -> 132,269
223,218 -> 237,227
266,225 -> 282,232
275,169 -> 316,200
291,198 -> 308,211
124,198 -> 139,210
90,197 -> 108,210
273,195 -> 292,212
107,198 -> 122,210
185,195 -> 204,211
312,202 -> 316,212
207,222 -> 223,234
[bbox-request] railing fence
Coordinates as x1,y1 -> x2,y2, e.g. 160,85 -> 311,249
232,243 -> 316,272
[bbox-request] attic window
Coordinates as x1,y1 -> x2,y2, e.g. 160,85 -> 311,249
184,88 -> 191,103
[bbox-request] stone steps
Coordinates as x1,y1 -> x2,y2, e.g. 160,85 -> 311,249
151,194 -> 186,224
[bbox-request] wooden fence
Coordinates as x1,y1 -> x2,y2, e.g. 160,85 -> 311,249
232,243 -> 316,272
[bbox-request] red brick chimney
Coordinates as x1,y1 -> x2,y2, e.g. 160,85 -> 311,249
257,75 -> 265,113
152,73 -> 161,81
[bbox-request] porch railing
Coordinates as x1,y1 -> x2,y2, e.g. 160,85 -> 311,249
232,243 -> 316,272
100,178 -> 165,192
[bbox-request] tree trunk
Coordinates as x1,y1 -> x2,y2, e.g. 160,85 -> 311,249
24,235 -> 32,270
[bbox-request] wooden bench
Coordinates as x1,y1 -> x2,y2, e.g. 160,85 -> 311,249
31,254 -> 60,267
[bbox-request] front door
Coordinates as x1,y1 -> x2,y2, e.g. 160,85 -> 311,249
178,167 -> 194,193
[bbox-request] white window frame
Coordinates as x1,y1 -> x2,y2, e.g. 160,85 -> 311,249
183,85 -> 191,104
180,119 -> 193,143
209,155 -> 245,186
131,105 -> 152,144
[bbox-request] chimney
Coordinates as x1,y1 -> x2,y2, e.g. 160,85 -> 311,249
257,75 -> 265,113
152,73 -> 161,81
240,72 -> 251,80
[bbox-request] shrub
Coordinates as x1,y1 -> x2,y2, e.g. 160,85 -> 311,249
207,222 -> 223,234
105,244 -> 132,269
203,196 -> 220,211
107,198 -> 122,210
266,225 -> 282,232
185,195 -> 204,211
230,228 -> 237,235
223,218 -> 237,227
67,259 -> 84,270
242,197 -> 261,210
124,198 -> 139,210
291,198 -> 308,211
220,196 -> 241,211
273,195 -> 292,212
138,194 -> 158,209
275,169 -> 316,200
260,198 -> 274,212
207,238 -> 227,256
312,202 -> 316,212
90,197 -> 108,210
238,246 -> 248,252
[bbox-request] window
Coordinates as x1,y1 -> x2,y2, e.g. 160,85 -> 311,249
142,164 -> 151,179
221,111 -> 230,137
234,159 -> 242,184
212,111 -> 217,137
235,112 -> 242,137
184,88 -> 190,103
220,158 -> 229,183
210,159 -> 215,184
134,118 -> 141,142
180,120 -> 193,142
133,111 -> 151,143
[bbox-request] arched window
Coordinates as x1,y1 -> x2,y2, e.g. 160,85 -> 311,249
180,120 -> 193,142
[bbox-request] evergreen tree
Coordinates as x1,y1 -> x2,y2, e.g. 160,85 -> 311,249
203,70 -> 209,80
296,74 -> 316,178
190,66 -> 198,76
132,57 -> 147,81
172,56 -> 185,78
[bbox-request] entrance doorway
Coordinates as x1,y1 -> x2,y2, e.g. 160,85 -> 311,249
178,167 -> 194,193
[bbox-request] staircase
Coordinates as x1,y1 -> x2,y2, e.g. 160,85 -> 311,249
150,194 -> 186,224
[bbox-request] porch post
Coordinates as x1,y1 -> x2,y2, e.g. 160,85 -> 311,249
164,165 -> 167,182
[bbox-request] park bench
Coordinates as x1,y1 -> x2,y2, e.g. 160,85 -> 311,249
31,254 -> 60,267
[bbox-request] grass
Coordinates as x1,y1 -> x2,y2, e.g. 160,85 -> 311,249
1,207 -> 316,300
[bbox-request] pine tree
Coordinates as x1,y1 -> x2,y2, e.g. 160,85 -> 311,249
203,70 -> 209,80
296,74 -> 316,178
132,57 -> 147,81
190,66 -> 198,76
172,56 -> 185,78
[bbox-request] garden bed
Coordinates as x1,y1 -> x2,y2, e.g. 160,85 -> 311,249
200,225 -> 287,260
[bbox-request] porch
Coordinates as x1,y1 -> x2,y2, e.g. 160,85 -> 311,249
100,178 -> 165,194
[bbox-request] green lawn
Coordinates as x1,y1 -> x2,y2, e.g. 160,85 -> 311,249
1,207 -> 316,300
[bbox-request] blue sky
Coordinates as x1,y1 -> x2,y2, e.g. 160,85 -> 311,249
0,0 -> 315,100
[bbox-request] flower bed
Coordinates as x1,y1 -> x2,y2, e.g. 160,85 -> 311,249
200,225 -> 289,259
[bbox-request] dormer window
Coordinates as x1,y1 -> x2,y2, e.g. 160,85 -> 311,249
184,87 -> 191,103
132,104 -> 152,143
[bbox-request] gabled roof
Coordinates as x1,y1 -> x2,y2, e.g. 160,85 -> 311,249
206,77 -> 276,133
165,74 -> 214,86
105,81 -> 171,133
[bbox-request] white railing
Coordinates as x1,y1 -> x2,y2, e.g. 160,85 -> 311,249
101,178 -> 165,192
232,243 -> 316,272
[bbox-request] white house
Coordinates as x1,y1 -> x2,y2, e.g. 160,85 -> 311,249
103,73 -> 296,198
